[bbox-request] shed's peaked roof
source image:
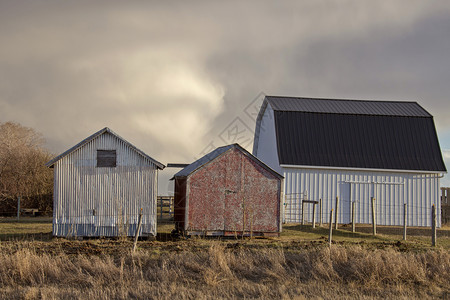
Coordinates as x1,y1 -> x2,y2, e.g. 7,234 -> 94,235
45,127 -> 165,169
173,143 -> 283,179
259,96 -> 446,172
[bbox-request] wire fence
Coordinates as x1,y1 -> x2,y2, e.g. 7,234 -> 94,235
284,195 -> 442,224
0,196 -> 175,220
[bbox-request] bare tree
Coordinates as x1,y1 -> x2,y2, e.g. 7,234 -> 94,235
0,122 -> 53,214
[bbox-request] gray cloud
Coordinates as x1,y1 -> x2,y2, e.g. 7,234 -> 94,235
1,1 -> 450,192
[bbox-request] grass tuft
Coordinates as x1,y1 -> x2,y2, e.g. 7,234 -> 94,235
0,240 -> 448,299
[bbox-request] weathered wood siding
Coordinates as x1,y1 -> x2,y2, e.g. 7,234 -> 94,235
53,132 -> 158,237
182,147 -> 282,235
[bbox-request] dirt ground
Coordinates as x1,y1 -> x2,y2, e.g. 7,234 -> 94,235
0,218 -> 449,257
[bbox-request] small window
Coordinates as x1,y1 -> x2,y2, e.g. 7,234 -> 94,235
97,150 -> 116,167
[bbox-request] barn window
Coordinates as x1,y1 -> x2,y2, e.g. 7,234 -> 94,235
97,150 -> 117,167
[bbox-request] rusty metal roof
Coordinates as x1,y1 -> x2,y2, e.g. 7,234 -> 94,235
45,127 -> 165,169
173,143 -> 283,179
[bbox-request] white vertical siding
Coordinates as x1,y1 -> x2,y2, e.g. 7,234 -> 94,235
283,167 -> 441,227
253,105 -> 282,174
53,132 -> 159,237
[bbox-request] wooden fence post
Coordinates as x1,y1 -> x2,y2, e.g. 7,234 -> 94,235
352,201 -> 355,233
312,202 -> 316,229
17,196 -> 20,222
329,209 -> 333,246
371,197 -> 376,236
133,208 -> 143,253
301,200 -> 305,225
432,204 -> 437,247
319,198 -> 322,226
334,196 -> 339,230
403,203 -> 407,241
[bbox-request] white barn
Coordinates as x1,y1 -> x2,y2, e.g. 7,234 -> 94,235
46,127 -> 165,237
253,96 -> 447,227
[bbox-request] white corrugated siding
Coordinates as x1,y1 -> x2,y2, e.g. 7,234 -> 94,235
283,167 -> 441,227
53,132 -> 158,237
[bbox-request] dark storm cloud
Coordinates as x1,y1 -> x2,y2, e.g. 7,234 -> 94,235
1,1 -> 450,189
284,12 -> 450,123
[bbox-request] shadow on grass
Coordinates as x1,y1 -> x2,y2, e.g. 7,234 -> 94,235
0,217 -> 52,223
284,223 -> 449,237
0,232 -> 53,241
283,224 -> 390,241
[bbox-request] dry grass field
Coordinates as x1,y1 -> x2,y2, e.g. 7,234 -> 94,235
0,217 -> 449,299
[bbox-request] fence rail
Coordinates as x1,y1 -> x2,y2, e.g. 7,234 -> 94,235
157,196 -> 174,221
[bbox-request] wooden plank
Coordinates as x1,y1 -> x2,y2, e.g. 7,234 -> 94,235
432,205 -> 437,247
133,209 -> 143,253
352,201 -> 355,233
335,196 -> 339,230
167,163 -> 189,168
371,197 -> 377,236
302,200 -> 319,204
403,203 -> 407,241
329,209 -> 333,246
312,202 -> 316,228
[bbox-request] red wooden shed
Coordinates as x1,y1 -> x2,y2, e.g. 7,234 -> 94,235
173,143 -> 283,236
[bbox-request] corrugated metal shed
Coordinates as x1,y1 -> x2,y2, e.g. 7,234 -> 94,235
173,144 -> 283,236
253,96 -> 446,227
47,127 -> 165,237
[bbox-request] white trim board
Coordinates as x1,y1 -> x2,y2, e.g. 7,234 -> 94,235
280,164 -> 446,175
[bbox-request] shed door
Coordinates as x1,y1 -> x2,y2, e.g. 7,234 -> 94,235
223,154 -> 244,233
187,176 -> 225,232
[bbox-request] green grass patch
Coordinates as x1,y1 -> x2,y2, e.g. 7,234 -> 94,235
0,217 -> 53,241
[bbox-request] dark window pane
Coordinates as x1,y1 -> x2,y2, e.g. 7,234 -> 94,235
97,150 -> 116,167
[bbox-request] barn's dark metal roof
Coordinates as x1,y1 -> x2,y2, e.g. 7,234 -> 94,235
46,127 -> 165,169
173,143 -> 283,179
265,96 -> 446,172
266,96 -> 431,117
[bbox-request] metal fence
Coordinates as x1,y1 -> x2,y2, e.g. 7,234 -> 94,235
284,189 -> 450,227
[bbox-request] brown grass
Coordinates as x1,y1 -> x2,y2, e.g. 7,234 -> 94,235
0,241 -> 448,299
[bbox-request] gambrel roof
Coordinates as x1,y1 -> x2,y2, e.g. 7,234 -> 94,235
46,127 -> 165,169
254,96 -> 446,172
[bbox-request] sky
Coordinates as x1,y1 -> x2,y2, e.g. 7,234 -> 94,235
1,1 -> 450,194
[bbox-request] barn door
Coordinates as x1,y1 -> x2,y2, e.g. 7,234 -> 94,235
350,181 -> 377,225
339,183 -> 351,224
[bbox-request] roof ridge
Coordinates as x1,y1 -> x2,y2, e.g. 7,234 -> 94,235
45,127 -> 165,169
264,95 -> 430,117
173,143 -> 283,179
266,95 -> 418,104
